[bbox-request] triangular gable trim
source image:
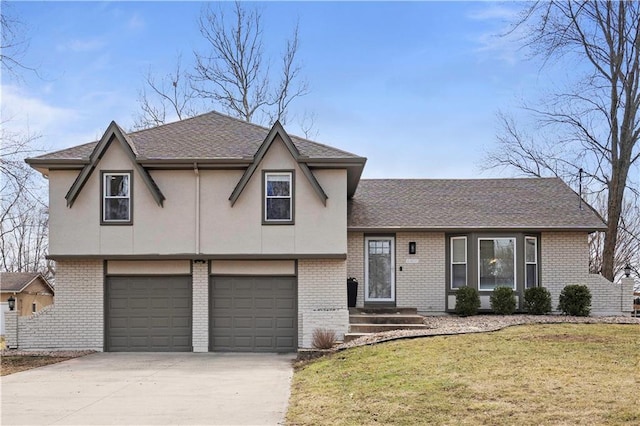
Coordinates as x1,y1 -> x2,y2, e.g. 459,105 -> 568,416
229,121 -> 328,206
65,121 -> 165,208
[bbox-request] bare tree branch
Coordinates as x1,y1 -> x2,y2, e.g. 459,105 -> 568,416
0,3 -> 38,79
192,1 -> 308,125
0,124 -> 51,277
484,1 -> 640,281
132,54 -> 200,131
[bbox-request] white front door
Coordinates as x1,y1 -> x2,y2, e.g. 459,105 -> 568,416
364,236 -> 395,302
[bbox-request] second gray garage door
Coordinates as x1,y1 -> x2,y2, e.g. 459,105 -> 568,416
106,276 -> 192,352
210,276 -> 296,352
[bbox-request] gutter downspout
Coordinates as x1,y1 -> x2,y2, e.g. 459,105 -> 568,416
194,163 -> 200,255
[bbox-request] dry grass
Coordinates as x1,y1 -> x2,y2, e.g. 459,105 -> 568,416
287,324 -> 640,425
312,328 -> 337,349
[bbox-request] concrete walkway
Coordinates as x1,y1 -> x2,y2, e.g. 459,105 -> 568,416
1,352 -> 295,425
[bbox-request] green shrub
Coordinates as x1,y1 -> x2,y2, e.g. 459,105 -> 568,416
524,287 -> 552,314
490,287 -> 516,315
455,286 -> 481,316
558,284 -> 591,316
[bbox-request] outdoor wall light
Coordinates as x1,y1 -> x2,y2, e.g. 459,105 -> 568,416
624,264 -> 632,277
409,242 -> 416,255
194,259 -> 207,264
7,295 -> 16,311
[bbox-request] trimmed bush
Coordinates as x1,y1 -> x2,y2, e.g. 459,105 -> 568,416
524,287 -> 552,315
490,286 -> 516,315
558,284 -> 591,316
312,328 -> 336,349
455,286 -> 481,317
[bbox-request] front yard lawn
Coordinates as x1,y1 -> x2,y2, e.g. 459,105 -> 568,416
287,324 -> 640,425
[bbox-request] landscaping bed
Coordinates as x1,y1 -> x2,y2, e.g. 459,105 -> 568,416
338,314 -> 640,349
1,350 -> 95,376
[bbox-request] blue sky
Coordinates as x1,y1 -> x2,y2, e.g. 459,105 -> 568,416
3,1 -> 550,179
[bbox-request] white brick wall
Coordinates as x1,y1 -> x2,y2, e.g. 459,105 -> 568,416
347,232 -> 446,313
192,261 -> 209,352
7,260 -> 104,350
298,259 -> 348,348
347,232 -> 365,307
395,232 -> 446,313
541,232 -> 631,315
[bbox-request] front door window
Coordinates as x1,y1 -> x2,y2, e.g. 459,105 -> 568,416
365,236 -> 395,302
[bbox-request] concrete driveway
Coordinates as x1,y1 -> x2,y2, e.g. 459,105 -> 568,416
1,352 -> 296,425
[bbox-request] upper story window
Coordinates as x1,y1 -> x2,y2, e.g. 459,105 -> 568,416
102,172 -> 132,224
478,237 -> 516,290
264,171 -> 293,224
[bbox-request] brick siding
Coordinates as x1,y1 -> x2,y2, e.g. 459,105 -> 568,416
191,261 -> 209,352
347,232 -> 365,307
298,259 -> 348,348
5,260 -> 104,350
348,232 -> 446,313
541,232 -> 633,315
395,232 -> 446,312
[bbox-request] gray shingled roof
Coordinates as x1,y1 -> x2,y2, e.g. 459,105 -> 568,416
0,272 -> 51,293
348,178 -> 606,231
32,111 -> 362,161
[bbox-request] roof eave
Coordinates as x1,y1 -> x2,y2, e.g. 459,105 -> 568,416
347,225 -> 607,233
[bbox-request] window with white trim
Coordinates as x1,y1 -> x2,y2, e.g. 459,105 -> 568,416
103,172 -> 131,223
450,237 -> 467,289
264,172 -> 292,222
525,236 -> 538,288
478,237 -> 516,290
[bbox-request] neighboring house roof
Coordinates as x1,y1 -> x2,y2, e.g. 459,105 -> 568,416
348,178 -> 606,231
0,272 -> 55,294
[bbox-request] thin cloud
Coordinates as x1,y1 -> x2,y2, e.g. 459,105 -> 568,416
1,85 -> 80,147
467,3 -> 527,66
56,38 -> 106,53
467,4 -> 518,21
128,13 -> 145,31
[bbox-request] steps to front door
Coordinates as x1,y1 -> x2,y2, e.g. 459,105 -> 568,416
344,307 -> 426,343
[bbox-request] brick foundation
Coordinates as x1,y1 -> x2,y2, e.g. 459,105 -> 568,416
298,259 -> 348,348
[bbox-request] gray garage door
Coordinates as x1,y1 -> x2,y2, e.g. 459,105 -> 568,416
210,276 -> 296,352
106,276 -> 192,352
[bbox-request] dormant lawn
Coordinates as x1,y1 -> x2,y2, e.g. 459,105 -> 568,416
287,324 -> 639,425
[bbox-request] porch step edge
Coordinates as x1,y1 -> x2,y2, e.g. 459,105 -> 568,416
348,323 -> 428,333
349,314 -> 425,325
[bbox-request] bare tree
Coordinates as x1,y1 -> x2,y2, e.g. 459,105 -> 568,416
132,54 -> 200,131
0,125 -> 52,277
484,1 -> 640,281
587,192 -> 640,283
1,3 -> 36,78
192,1 -> 308,124
298,110 -> 319,140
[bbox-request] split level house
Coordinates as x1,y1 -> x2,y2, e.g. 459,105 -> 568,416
6,111 -> 631,352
